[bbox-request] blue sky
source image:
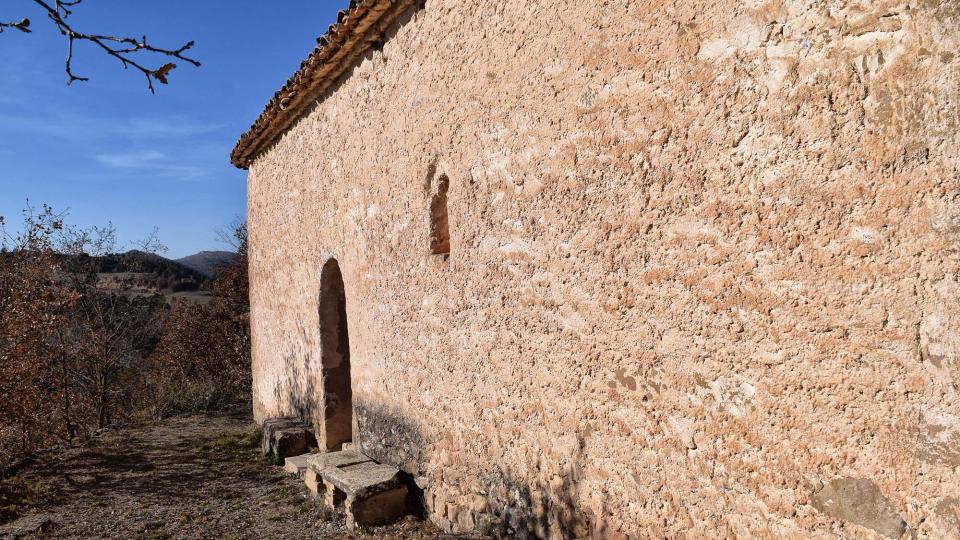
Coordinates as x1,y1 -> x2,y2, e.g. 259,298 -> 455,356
0,1 -> 343,257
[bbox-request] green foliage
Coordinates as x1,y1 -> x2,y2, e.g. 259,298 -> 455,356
299,498 -> 334,521
138,223 -> 250,419
0,476 -> 43,523
195,428 -> 260,456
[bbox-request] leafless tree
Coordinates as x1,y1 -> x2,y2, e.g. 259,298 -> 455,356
133,226 -> 169,255
215,218 -> 247,252
2,204 -> 253,463
1,0 -> 200,92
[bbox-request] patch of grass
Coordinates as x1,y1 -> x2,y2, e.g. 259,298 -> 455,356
195,427 -> 260,455
475,518 -> 495,536
136,532 -> 172,540
177,510 -> 204,524
133,520 -> 170,539
263,484 -> 296,503
263,506 -> 295,522
237,427 -> 261,447
319,504 -> 334,522
0,476 -> 43,524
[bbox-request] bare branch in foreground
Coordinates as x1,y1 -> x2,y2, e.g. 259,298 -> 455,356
3,1 -> 200,92
0,17 -> 31,33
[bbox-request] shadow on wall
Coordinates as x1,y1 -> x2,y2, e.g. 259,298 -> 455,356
318,258 -> 353,451
354,398 -> 609,538
258,0 -> 431,432
270,347 -> 320,436
355,399 -> 426,475
267,257 -> 352,445
256,0 -> 610,534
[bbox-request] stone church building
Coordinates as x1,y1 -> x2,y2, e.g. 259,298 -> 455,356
232,0 -> 960,537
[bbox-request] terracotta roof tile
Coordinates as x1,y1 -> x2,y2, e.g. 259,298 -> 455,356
231,0 -> 419,169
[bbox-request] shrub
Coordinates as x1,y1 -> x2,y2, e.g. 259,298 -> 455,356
139,224 -> 250,418
0,207 -> 251,466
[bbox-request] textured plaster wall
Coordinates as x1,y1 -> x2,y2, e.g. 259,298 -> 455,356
245,0 -> 960,537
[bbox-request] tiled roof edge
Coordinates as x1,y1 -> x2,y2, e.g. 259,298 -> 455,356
231,0 -> 419,169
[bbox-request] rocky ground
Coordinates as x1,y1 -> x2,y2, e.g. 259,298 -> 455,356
0,410 -> 457,539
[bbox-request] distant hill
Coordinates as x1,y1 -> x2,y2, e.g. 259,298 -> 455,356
0,249 -> 213,301
88,250 -> 210,294
176,251 -> 236,277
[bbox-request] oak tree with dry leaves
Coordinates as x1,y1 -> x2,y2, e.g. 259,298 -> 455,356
0,207 -> 250,468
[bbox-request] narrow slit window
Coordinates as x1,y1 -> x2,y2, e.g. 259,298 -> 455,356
429,174 -> 450,255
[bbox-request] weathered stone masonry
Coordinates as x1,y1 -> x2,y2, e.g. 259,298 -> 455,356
234,0 -> 960,537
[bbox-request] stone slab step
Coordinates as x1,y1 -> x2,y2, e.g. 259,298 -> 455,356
323,460 -> 404,499
308,449 -> 372,472
283,454 -> 312,476
261,417 -> 316,464
305,449 -> 409,530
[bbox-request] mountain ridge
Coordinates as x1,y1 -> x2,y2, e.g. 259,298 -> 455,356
175,250 -> 236,277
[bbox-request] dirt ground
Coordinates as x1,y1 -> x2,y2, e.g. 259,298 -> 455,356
0,410 -> 459,539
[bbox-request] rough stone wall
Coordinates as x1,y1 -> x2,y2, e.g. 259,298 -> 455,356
245,0 -> 960,537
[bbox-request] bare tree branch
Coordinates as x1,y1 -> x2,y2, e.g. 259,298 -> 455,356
132,226 -> 168,255
3,1 -> 200,92
215,217 -> 247,252
0,18 -> 31,33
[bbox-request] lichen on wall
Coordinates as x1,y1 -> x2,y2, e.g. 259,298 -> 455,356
243,0 -> 960,537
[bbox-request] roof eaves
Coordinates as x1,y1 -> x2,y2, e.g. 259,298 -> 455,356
231,0 -> 418,169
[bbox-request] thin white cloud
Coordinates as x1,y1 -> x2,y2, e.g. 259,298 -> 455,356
95,150 -> 210,180
122,118 -> 228,138
0,113 -> 227,140
95,150 -> 166,168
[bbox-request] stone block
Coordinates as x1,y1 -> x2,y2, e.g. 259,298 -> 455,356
307,449 -> 372,473
261,417 -> 315,464
811,478 -> 907,539
323,460 -> 403,499
283,454 -> 312,476
307,449 -> 411,530
304,467 -> 321,497
431,515 -> 452,534
261,417 -> 299,454
323,479 -> 345,510
273,429 -> 309,461
346,486 -> 409,529
455,507 -> 475,531
446,503 -> 460,526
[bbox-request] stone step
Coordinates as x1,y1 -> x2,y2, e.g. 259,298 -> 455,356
261,417 -> 316,464
283,453 -> 312,477
305,449 -> 409,530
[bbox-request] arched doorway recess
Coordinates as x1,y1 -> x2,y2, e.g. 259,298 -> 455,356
319,258 -> 352,451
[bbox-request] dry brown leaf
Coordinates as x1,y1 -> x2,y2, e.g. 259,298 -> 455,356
153,63 -> 177,84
